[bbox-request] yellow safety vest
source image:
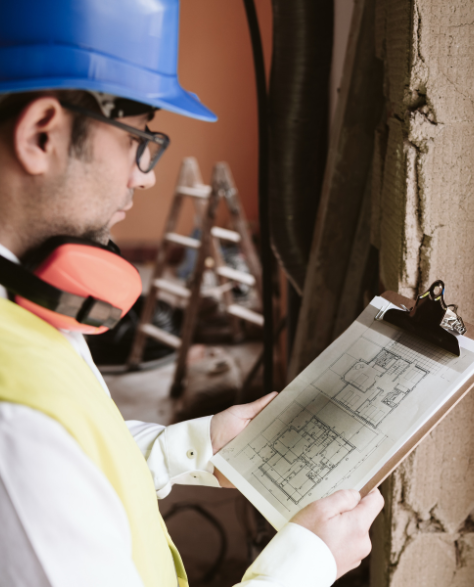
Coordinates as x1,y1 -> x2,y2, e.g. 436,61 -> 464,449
0,298 -> 188,587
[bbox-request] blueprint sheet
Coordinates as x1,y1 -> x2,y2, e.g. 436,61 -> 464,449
212,296 -> 474,530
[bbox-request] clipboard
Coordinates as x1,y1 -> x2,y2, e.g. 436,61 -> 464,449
360,282 -> 474,495
212,281 -> 474,529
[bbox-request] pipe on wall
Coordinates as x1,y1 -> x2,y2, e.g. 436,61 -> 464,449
243,0 -> 274,394
268,0 -> 334,295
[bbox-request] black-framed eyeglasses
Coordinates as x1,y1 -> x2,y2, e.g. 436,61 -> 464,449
60,102 -> 170,173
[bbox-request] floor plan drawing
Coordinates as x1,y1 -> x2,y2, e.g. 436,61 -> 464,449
241,394 -> 382,509
253,414 -> 354,505
212,297 -> 474,529
322,342 -> 429,428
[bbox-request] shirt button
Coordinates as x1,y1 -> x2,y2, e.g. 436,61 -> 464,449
187,449 -> 196,459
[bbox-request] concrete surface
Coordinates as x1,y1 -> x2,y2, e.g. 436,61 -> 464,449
371,0 -> 474,585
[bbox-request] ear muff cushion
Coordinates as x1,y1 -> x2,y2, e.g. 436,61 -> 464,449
16,243 -> 142,334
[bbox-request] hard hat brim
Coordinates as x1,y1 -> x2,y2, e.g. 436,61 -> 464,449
0,78 -> 218,123
0,44 -> 218,122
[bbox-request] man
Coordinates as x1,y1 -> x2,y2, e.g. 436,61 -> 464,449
0,1 -> 384,586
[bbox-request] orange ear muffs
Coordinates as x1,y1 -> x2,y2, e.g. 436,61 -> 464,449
0,236 -> 142,334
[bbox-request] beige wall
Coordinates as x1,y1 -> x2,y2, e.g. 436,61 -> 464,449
112,0 -> 272,247
371,0 -> 474,585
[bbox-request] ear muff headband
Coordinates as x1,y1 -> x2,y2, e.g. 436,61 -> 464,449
0,236 -> 142,334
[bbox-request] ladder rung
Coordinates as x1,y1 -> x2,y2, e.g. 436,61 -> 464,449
216,266 -> 255,286
165,233 -> 201,248
211,227 -> 241,243
228,304 -> 264,326
176,185 -> 212,198
140,324 -> 181,349
154,278 -> 191,299
202,281 -> 235,297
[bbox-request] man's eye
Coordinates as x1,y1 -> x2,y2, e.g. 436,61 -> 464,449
130,136 -> 141,146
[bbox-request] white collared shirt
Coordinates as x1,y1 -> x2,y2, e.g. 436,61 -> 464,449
0,242 -> 336,587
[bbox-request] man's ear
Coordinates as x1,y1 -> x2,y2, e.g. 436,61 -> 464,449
14,97 -> 71,175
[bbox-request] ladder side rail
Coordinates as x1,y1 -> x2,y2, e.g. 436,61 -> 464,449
210,236 -> 242,341
128,193 -> 185,367
218,163 -> 263,303
128,157 -> 204,368
170,185 -> 221,397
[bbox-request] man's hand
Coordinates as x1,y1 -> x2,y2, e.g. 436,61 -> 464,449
211,392 -> 278,487
291,488 -> 384,579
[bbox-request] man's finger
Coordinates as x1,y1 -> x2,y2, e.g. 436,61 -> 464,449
214,468 -> 234,488
348,488 -> 384,526
316,489 -> 361,518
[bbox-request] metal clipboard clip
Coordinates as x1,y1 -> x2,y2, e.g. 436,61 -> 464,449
377,280 -> 466,356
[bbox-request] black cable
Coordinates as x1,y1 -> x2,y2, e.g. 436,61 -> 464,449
242,0 -> 273,395
163,503 -> 228,584
241,316 -> 286,395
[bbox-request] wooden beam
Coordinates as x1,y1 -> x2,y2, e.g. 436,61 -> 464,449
331,170 -> 373,339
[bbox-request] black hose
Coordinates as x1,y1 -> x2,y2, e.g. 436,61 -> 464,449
241,316 -> 286,395
268,0 -> 333,294
242,0 -> 273,395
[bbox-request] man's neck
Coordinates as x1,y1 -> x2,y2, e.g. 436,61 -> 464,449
0,223 -> 36,258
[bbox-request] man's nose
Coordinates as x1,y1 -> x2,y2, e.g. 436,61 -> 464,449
130,166 -> 156,191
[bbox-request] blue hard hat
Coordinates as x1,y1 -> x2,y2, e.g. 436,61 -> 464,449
0,0 -> 217,122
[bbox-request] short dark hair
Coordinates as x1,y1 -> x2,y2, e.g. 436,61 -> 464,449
0,90 -> 101,158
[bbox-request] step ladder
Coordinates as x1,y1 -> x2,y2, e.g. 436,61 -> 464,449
209,162 -> 263,336
128,158 -> 263,397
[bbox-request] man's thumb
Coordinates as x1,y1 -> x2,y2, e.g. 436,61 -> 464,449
240,392 -> 278,419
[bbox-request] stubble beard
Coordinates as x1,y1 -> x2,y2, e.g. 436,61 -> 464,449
22,156 -> 133,255
80,225 -> 112,245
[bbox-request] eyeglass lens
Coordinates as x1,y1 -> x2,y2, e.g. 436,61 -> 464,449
136,139 -> 165,173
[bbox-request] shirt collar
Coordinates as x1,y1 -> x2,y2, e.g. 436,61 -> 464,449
0,243 -> 20,300
0,242 -> 19,264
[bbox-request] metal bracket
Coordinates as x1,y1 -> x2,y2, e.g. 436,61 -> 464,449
381,280 -> 465,356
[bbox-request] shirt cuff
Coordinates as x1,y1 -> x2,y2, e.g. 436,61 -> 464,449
241,522 -> 337,587
160,416 -> 220,493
